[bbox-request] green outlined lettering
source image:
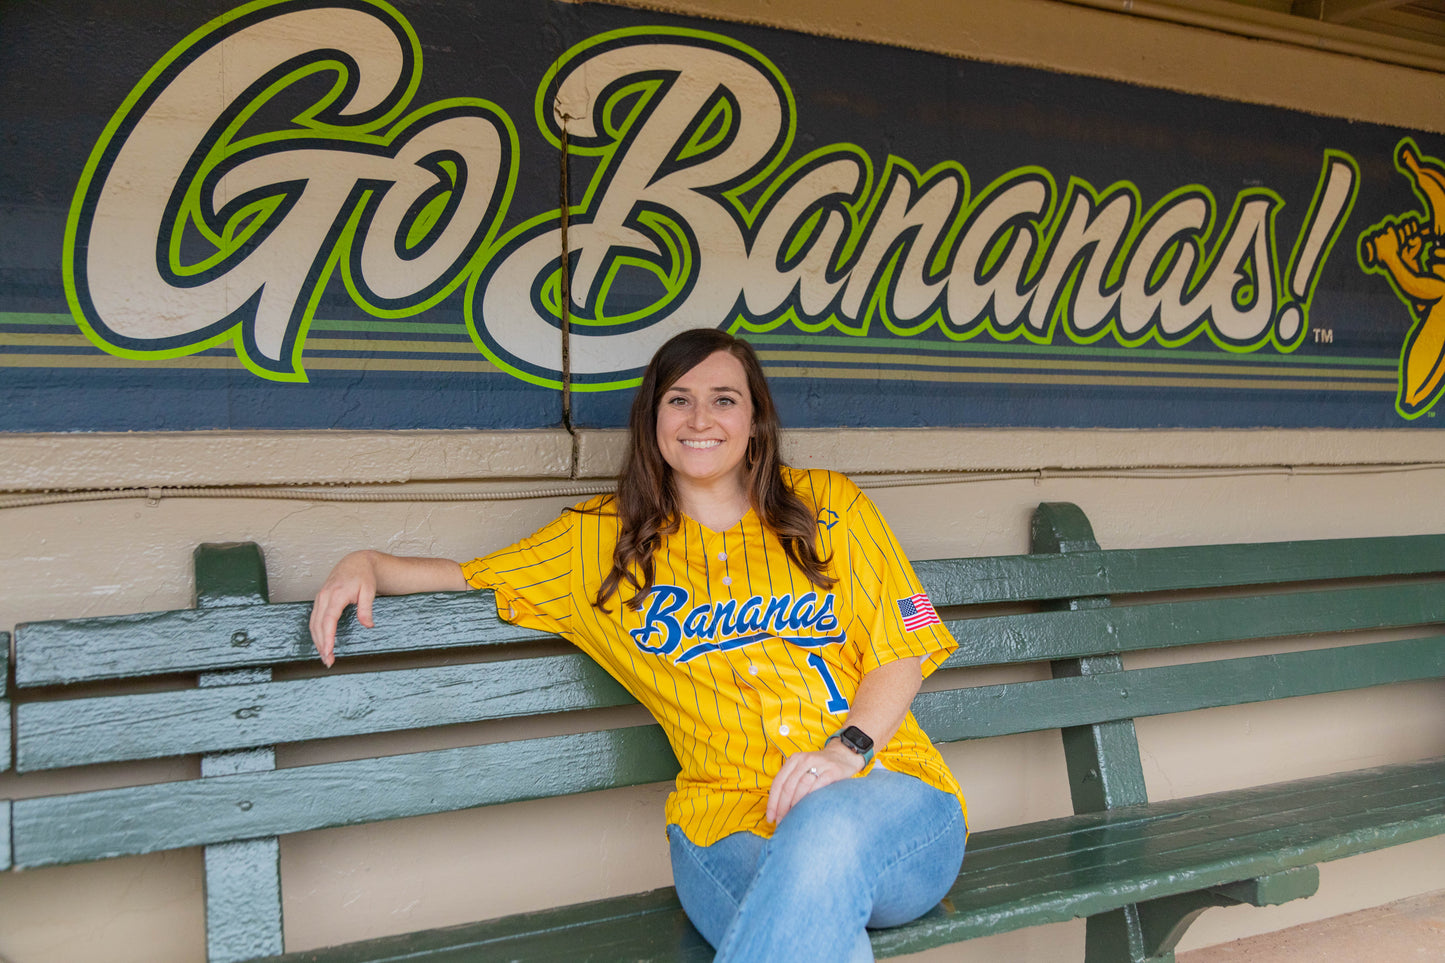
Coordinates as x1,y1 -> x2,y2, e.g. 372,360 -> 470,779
63,3 -> 1362,396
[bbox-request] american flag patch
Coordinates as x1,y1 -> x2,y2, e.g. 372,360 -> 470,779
897,593 -> 940,631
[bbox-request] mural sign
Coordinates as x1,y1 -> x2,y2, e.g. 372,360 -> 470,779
2,0 -> 1443,429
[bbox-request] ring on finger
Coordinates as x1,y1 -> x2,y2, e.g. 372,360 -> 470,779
806,767 -> 819,776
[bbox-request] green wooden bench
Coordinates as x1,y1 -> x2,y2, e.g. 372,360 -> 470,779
2,634 -> 10,874
5,503 -> 1445,963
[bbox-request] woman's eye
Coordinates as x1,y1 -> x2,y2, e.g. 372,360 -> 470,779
716,397 -> 734,407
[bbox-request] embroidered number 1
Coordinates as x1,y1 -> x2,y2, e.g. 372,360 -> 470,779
806,653 -> 850,713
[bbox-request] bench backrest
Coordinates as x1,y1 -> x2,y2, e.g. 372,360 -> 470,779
924,502 -> 1445,810
7,503 -> 1445,959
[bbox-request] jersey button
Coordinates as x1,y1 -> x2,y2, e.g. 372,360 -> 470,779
722,576 -> 732,586
748,664 -> 759,676
778,724 -> 790,736
717,551 -> 728,561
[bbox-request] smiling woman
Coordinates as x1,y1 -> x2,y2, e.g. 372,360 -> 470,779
309,328 -> 967,962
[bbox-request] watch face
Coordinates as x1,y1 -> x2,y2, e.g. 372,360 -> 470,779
841,726 -> 873,753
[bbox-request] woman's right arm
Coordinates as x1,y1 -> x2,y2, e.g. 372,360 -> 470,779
309,551 -> 467,666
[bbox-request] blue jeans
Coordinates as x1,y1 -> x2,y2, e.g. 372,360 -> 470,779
668,768 -> 967,963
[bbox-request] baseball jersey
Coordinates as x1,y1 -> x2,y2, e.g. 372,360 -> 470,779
460,466 -> 965,846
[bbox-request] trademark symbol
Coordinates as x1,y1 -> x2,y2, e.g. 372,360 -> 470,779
1312,328 -> 1334,344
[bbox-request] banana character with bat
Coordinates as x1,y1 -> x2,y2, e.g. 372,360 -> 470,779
1361,140 -> 1445,419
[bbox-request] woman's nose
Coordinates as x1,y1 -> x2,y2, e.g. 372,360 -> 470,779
687,404 -> 712,428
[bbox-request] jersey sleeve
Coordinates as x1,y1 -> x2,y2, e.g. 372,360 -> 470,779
841,486 -> 957,678
460,508 -> 577,639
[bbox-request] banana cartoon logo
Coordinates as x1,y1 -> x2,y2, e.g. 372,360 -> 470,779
1360,140 -> 1445,419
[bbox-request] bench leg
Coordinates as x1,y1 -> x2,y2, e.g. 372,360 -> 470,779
1084,867 -> 1320,963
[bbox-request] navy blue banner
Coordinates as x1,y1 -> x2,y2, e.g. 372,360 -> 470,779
2,0 -> 1443,429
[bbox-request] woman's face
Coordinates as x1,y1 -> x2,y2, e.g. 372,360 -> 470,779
656,349 -> 755,495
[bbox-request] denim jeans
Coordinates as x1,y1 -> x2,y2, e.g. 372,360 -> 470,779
668,768 -> 967,963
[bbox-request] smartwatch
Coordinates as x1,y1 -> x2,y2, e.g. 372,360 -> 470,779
828,725 -> 875,765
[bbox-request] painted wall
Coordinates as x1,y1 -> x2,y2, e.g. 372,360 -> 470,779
9,0 -> 1445,431
3,1 -> 1445,961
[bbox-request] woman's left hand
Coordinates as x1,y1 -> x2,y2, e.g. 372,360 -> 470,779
766,740 -> 865,824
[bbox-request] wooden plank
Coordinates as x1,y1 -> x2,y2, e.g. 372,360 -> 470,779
963,752 -> 1445,859
870,759 -> 1445,956
13,590 -> 550,687
1,800 -> 10,872
961,762 -> 1444,875
16,652 -> 636,771
205,837 -> 283,962
261,887 -> 711,963
193,542 -> 285,963
952,777 -> 1445,914
916,634 -> 1445,743
19,625 -> 1440,779
18,532 -> 1445,686
909,799 -> 1445,952
915,532 -> 1445,607
10,725 -> 679,868
940,581 -> 1445,669
261,887 -> 710,963
1,634 -> 10,773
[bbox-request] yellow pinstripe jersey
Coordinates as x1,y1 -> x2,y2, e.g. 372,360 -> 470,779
461,467 -> 965,846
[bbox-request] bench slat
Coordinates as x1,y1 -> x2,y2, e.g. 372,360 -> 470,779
916,634 -> 1445,742
915,533 -> 1445,606
21,532 -> 1445,688
16,653 -> 636,771
20,534 -> 1445,688
942,581 -> 1445,668
876,758 -> 1445,955
10,725 -> 679,868
2,636 -> 10,773
13,591 -> 551,687
261,887 -> 712,963
963,754 -> 1444,868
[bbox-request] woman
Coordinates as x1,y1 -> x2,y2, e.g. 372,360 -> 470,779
310,329 -> 967,962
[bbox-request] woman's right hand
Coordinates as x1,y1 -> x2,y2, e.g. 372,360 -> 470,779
309,552 -> 470,666
309,550 -> 382,667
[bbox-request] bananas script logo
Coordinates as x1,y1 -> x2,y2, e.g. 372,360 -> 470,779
1361,140 -> 1445,419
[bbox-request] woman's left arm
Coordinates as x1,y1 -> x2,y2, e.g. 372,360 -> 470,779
765,655 -> 924,824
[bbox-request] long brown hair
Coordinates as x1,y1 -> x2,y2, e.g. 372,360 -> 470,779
588,328 -> 835,611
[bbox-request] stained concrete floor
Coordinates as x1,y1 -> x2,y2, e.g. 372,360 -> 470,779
1178,889 -> 1445,962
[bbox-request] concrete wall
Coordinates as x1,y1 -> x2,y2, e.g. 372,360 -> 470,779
4,1 -> 1445,960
